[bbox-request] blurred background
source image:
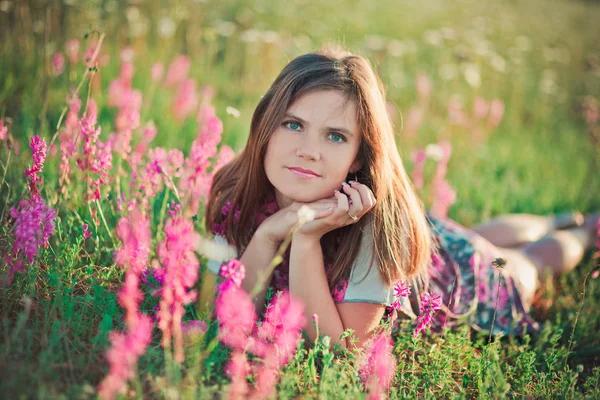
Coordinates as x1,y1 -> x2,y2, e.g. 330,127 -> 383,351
0,0 -> 599,223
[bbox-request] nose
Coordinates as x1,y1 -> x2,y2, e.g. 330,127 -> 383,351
295,133 -> 321,161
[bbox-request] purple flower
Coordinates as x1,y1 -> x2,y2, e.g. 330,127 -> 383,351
24,136 -> 48,196
217,259 -> 246,293
83,224 -> 92,239
413,291 -> 442,338
391,280 -> 411,311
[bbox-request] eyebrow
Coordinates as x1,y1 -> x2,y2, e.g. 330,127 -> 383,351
284,113 -> 355,137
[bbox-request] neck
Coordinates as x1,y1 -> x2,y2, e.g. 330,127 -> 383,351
274,189 -> 294,210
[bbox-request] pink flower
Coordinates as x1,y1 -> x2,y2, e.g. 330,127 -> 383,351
402,105 -> 425,137
75,107 -> 113,205
156,216 -> 201,363
200,84 -> 215,104
120,62 -> 134,84
254,291 -> 306,366
151,62 -> 164,83
24,136 -> 48,196
416,72 -> 432,103
0,119 -> 7,141
225,350 -> 250,399
51,52 -> 65,76
180,106 -> 225,216
473,97 -> 489,120
83,224 -> 92,239
114,210 -> 151,275
410,149 -> 426,190
447,97 -> 467,126
391,280 -> 411,311
217,259 -> 246,293
98,315 -> 152,400
3,196 -> 56,285
413,291 -> 442,338
120,47 -> 135,63
165,55 -> 191,87
171,79 -> 199,121
65,39 -> 80,64
252,365 -> 278,399
215,287 -> 256,351
83,38 -> 100,67
487,99 -> 505,129
430,141 -> 456,219
359,333 -> 396,396
430,178 -> 457,219
98,210 -> 153,399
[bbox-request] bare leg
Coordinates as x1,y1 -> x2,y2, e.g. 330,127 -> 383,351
520,220 -> 597,275
496,214 -> 597,311
472,212 -> 584,248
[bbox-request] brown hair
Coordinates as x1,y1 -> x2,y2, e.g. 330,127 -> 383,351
205,44 -> 433,287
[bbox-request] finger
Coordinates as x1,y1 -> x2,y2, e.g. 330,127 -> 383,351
349,181 -> 376,210
333,190 -> 350,218
341,181 -> 363,214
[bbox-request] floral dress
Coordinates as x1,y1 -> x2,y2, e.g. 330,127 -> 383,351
208,192 -> 540,337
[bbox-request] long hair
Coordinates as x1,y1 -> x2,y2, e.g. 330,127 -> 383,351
205,44 -> 433,287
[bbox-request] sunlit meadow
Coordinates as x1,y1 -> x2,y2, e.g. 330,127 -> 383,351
1,0 -> 600,398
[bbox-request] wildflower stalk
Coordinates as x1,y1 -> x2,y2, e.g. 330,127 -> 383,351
0,150 -> 11,221
156,187 -> 171,236
564,268 -> 594,370
50,33 -> 106,149
95,199 -> 116,246
488,277 -> 502,343
488,258 -> 507,342
249,219 -> 306,299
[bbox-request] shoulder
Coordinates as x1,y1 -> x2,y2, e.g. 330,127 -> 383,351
341,223 -> 395,307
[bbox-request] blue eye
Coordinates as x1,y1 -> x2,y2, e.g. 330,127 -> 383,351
284,121 -> 302,131
328,132 -> 346,143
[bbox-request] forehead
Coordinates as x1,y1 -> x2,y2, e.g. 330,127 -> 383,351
287,90 -> 358,130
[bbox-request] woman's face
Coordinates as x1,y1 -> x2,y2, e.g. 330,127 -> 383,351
264,89 -> 362,209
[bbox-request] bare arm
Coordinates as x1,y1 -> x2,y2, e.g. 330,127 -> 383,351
239,226 -> 280,315
289,234 -> 387,350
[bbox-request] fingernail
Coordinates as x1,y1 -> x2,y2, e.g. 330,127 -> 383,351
341,181 -> 349,186
349,180 -> 357,185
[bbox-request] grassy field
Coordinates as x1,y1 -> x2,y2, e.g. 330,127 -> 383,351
1,0 -> 599,398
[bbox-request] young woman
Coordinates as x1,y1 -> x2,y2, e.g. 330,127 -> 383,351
201,46 -> 599,349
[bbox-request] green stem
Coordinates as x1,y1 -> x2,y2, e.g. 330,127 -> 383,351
488,275 -> 502,343
248,220 -> 307,299
564,269 -> 594,370
0,149 -> 11,222
95,199 -> 116,246
157,187 -> 171,236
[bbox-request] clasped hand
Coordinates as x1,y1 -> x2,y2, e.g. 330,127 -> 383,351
259,180 -> 376,244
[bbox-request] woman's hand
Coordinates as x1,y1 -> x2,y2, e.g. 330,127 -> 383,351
295,180 -> 376,242
257,197 -> 338,245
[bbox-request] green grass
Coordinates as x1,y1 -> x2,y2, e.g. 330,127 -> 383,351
1,0 -> 600,398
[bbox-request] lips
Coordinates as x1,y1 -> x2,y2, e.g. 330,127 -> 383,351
287,167 -> 320,178
288,167 -> 321,176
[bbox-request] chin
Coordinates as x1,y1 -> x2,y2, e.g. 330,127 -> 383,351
279,186 -> 331,203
